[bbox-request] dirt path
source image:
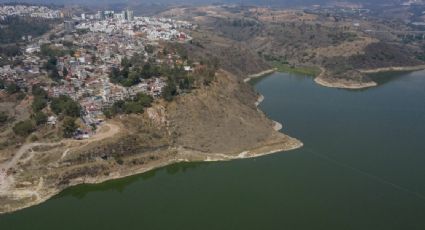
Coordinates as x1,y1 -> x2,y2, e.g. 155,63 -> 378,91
0,122 -> 121,192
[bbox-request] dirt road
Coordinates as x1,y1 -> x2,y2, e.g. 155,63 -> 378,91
0,122 -> 121,192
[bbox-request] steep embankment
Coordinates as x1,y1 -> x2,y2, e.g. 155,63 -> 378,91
0,70 -> 301,214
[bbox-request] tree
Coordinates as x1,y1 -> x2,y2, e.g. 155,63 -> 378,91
140,62 -> 160,79
63,100 -> 81,117
32,96 -> 47,112
13,120 -> 35,137
62,116 -> 77,138
6,83 -> 19,94
32,85 -> 48,98
32,85 -> 48,112
0,112 -> 8,124
102,108 -> 112,119
145,44 -> 154,54
49,69 -> 61,82
121,57 -> 131,68
130,52 -> 144,66
63,67 -> 68,77
104,93 -> 153,117
91,54 -> 96,64
41,44 -> 65,58
16,92 -> 26,101
162,80 -> 177,101
123,101 -> 144,114
135,93 -> 153,107
51,95 -> 81,117
179,76 -> 193,90
33,111 -> 47,125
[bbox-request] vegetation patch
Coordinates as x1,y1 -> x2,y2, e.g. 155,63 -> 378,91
272,61 -> 320,76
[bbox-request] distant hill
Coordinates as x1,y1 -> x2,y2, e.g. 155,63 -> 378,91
0,0 -> 403,7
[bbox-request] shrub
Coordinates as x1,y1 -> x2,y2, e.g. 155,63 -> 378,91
32,96 -> 47,112
62,116 -> 77,138
13,120 -> 36,137
6,83 -> 19,94
0,112 -> 8,123
33,111 -> 47,125
105,93 -> 153,116
162,80 -> 177,101
51,95 -> 81,117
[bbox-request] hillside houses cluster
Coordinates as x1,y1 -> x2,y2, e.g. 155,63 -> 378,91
0,6 -> 196,139
76,14 -> 193,41
0,5 -> 62,20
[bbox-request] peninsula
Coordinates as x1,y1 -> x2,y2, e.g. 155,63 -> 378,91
1,2 -> 424,214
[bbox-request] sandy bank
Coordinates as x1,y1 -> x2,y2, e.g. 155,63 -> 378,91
359,65 -> 425,74
314,65 -> 425,89
313,67 -> 377,89
244,68 -> 277,83
314,75 -> 377,89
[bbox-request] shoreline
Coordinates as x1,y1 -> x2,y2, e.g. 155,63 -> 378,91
244,68 -> 277,83
359,65 -> 425,74
0,137 -> 303,215
314,75 -> 378,89
312,65 -> 425,89
0,70 -> 302,215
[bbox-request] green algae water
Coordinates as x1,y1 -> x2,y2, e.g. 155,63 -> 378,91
1,71 -> 425,229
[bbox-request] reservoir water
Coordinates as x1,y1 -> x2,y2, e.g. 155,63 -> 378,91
1,71 -> 425,229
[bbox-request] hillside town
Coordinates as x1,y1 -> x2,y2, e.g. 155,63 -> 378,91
0,4 -> 62,19
76,10 -> 193,41
0,6 -> 195,139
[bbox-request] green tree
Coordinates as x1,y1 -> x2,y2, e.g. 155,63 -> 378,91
62,116 -> 77,138
6,83 -> 19,94
179,76 -> 193,90
121,57 -> 131,68
63,67 -> 68,77
32,96 -> 47,112
135,93 -> 153,107
32,85 -> 48,98
51,95 -> 81,117
123,101 -> 144,114
33,111 -> 47,125
0,112 -> 8,124
162,80 -> 177,101
102,108 -> 112,119
49,69 -> 61,82
145,45 -> 155,54
13,120 -> 35,137
16,92 -> 26,101
105,93 -> 153,117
